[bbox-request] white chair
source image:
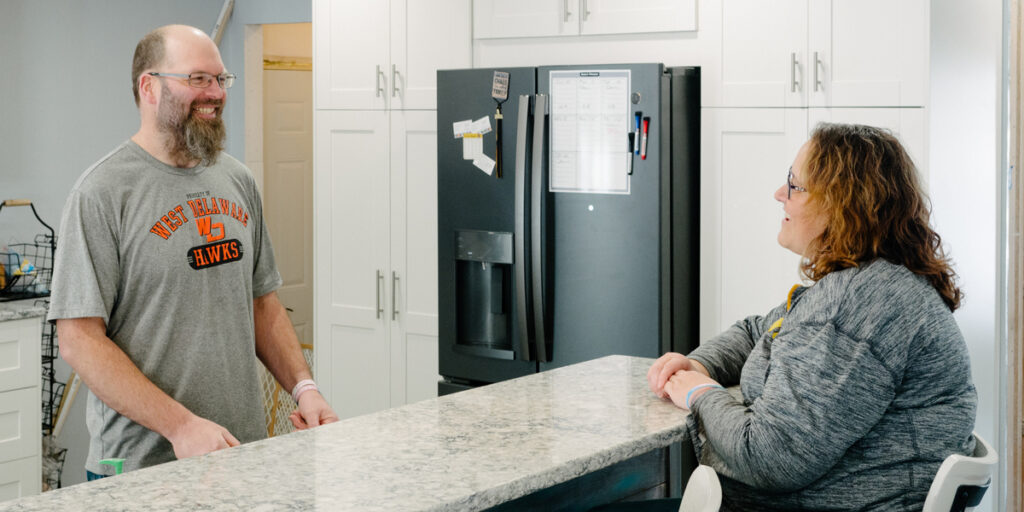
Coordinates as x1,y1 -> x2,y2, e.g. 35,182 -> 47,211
678,464 -> 721,512
923,432 -> 997,512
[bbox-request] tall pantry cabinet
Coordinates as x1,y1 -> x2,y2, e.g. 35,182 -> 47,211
699,0 -> 930,339
312,0 -> 471,419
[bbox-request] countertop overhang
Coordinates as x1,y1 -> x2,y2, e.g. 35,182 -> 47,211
7,355 -> 690,511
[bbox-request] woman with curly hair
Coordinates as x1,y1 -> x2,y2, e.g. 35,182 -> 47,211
648,123 -> 977,510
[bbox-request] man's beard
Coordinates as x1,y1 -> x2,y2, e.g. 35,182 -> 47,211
157,84 -> 226,167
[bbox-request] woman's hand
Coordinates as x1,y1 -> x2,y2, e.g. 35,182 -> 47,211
664,370 -> 721,410
647,352 -> 710,398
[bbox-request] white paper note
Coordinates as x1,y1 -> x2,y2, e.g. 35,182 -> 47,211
453,119 -> 473,138
473,153 -> 496,175
462,134 -> 483,160
471,116 -> 492,135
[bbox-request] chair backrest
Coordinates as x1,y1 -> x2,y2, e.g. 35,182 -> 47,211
922,432 -> 998,512
679,464 -> 722,512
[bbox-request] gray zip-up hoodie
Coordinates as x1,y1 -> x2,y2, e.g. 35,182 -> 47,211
686,259 -> 977,511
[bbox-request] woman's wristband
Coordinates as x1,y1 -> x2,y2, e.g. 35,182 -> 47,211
685,383 -> 724,409
291,379 -> 318,403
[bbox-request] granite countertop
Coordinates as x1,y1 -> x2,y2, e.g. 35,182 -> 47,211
0,299 -> 47,322
3,355 -> 690,511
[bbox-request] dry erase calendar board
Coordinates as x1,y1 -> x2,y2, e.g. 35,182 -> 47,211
549,69 -> 632,195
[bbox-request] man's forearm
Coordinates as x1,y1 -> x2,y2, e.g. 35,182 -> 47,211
253,292 -> 311,393
57,318 -> 194,441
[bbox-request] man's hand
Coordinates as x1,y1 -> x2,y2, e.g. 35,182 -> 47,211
289,390 -> 339,430
167,415 -> 240,460
664,370 -> 721,410
647,352 -> 710,398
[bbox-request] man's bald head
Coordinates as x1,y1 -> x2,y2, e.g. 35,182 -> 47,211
131,25 -> 219,107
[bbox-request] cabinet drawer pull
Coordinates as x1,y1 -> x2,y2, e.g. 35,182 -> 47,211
814,51 -> 823,92
790,52 -> 800,93
392,64 -> 400,98
376,270 -> 384,318
392,271 -> 400,320
376,65 -> 385,98
582,0 -> 590,21
564,0 -> 571,21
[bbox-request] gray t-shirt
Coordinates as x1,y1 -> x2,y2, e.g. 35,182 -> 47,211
48,140 -> 282,474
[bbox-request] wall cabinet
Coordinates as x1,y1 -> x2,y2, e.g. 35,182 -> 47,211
711,0 -> 928,108
699,107 -> 926,341
472,0 -> 696,39
0,317 -> 41,500
313,110 -> 439,419
314,0 -> 471,110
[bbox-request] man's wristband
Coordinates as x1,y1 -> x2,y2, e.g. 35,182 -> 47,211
685,383 -> 724,409
291,379 -> 318,403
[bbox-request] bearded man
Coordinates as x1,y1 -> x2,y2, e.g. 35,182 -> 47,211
48,25 -> 337,479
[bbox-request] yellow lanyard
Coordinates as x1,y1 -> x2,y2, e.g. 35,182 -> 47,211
769,284 -> 803,339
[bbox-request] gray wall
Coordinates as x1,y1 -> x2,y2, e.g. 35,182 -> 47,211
0,0 -> 310,487
0,0 -> 311,243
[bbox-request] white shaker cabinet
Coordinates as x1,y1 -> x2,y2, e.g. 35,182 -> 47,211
313,110 -> 439,419
0,317 -> 41,501
711,0 -> 928,108
473,0 -> 696,39
314,0 -> 471,110
700,109 -> 808,340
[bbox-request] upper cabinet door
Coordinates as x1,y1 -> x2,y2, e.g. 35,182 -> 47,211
473,0 -> 579,38
809,0 -> 928,107
719,0 -> 808,107
392,0 -> 472,110
314,0 -> 390,110
579,0 -> 696,35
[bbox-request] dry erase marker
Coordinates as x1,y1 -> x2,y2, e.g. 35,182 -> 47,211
640,117 -> 650,160
634,112 -> 642,155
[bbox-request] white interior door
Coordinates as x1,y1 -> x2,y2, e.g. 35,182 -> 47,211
702,108 -> 807,340
263,69 -> 314,346
392,0 -> 472,110
313,0 -> 390,109
313,110 -> 390,418
389,111 -> 440,406
812,0 -> 928,107
718,0 -> 807,107
579,0 -> 696,35
472,0 -> 578,39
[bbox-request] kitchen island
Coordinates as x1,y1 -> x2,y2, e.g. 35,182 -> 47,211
3,355 -> 690,511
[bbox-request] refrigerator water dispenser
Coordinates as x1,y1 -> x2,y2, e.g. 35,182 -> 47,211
455,230 -> 513,355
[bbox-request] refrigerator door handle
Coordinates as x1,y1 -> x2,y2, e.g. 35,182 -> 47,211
513,94 -> 533,361
530,93 -> 549,363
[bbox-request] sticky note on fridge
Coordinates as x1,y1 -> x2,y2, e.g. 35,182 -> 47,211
473,153 -> 496,175
453,119 -> 473,138
471,116 -> 492,135
462,133 -> 483,159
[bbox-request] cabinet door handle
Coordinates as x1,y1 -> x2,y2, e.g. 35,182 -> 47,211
813,52 -> 823,92
790,52 -> 800,93
376,270 -> 384,318
391,64 -> 400,98
376,65 -> 385,98
563,0 -> 571,21
391,271 -> 400,320
582,0 -> 590,21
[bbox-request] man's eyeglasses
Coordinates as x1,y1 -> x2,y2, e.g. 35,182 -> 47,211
787,168 -> 807,200
148,72 -> 236,90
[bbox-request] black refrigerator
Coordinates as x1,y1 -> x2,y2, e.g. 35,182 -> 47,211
437,64 -> 699,395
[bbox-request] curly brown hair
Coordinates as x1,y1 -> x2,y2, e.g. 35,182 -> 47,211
800,123 -> 962,311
